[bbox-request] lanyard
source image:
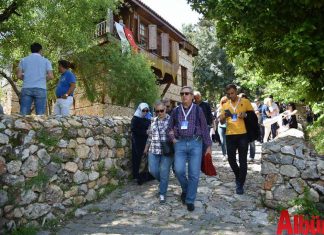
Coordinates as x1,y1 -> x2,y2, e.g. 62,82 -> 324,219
230,97 -> 241,113
181,104 -> 194,121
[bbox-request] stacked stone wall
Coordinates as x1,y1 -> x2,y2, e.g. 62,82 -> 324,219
0,115 -> 132,231
261,129 -> 324,211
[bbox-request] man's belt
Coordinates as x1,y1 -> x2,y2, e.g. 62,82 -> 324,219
177,135 -> 201,141
57,95 -> 72,98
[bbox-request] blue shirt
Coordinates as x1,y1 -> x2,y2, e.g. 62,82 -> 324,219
261,104 -> 270,123
19,53 -> 53,89
55,70 -> 76,97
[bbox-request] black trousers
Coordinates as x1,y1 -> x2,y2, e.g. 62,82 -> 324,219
131,136 -> 146,179
226,134 -> 248,186
271,123 -> 278,139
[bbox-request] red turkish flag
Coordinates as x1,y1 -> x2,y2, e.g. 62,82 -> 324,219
124,27 -> 139,52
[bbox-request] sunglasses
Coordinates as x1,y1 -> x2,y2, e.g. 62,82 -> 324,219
155,109 -> 165,113
180,92 -> 192,96
142,109 -> 149,113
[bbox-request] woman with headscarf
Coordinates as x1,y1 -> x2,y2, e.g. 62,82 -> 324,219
131,103 -> 151,182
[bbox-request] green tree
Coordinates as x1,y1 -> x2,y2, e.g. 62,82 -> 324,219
187,0 -> 324,102
1,0 -> 158,110
0,0 -> 119,98
182,20 -> 235,103
71,41 -> 159,107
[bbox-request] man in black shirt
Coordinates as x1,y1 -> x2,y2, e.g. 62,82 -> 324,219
193,91 -> 213,128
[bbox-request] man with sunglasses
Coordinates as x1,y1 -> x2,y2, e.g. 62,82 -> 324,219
167,86 -> 212,212
219,84 -> 254,195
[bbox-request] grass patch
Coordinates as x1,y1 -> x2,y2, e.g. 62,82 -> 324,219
11,226 -> 38,235
108,167 -> 118,178
25,169 -> 50,190
51,154 -> 64,164
36,128 -> 59,147
6,153 -> 19,161
98,160 -> 105,176
42,218 -> 60,231
97,183 -> 120,200
114,133 -> 123,148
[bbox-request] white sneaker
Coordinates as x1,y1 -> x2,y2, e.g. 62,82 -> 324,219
159,195 -> 166,204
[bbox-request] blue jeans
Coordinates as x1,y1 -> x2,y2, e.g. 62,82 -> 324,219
174,137 -> 202,204
218,126 -> 227,155
148,153 -> 173,196
249,141 -> 255,159
20,88 -> 47,115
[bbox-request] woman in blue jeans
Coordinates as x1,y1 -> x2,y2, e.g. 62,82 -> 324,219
144,101 -> 173,204
217,96 -> 228,157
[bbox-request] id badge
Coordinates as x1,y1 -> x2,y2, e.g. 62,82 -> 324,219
232,114 -> 238,122
181,120 -> 189,130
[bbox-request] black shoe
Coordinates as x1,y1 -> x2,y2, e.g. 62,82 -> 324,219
235,180 -> 244,195
187,203 -> 195,212
181,192 -> 186,204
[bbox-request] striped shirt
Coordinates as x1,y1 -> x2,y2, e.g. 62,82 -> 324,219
147,115 -> 170,155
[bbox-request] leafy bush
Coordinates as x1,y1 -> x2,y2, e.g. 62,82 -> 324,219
72,41 -> 159,107
306,103 -> 324,155
290,187 -> 323,218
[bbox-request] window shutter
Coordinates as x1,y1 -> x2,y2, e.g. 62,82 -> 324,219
148,25 -> 157,50
171,41 -> 179,64
161,33 -> 170,57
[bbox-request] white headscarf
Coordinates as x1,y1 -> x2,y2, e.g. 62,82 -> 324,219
134,103 -> 149,118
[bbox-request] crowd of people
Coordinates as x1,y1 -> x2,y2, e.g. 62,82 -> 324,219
130,84 -> 302,212
0,42 -> 303,213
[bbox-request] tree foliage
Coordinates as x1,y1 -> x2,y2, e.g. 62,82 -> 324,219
187,0 -> 324,102
0,0 -> 158,110
0,0 -> 119,97
182,20 -> 235,103
71,41 -> 159,107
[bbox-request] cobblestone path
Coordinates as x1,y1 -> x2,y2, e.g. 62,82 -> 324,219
41,143 -> 278,235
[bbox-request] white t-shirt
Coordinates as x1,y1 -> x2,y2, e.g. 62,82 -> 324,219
270,102 -> 279,117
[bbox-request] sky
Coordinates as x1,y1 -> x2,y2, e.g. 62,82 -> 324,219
140,0 -> 201,31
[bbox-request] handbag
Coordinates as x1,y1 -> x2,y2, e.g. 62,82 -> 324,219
157,120 -> 174,156
201,152 -> 217,176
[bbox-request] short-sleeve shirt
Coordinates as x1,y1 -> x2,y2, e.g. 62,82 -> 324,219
19,53 -> 53,89
55,70 -> 76,97
221,98 -> 254,135
261,104 -> 270,123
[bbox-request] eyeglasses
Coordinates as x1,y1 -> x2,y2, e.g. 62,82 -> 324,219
155,109 -> 165,113
180,92 -> 192,96
142,109 -> 149,113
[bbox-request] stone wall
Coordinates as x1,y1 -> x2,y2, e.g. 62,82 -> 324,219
0,114 -> 132,232
261,129 -> 324,210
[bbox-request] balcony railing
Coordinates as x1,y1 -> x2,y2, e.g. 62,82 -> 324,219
96,20 -> 109,37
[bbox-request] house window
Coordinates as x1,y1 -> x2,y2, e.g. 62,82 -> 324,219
181,66 -> 187,86
139,23 -> 147,48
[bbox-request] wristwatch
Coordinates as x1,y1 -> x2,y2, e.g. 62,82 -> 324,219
64,93 -> 69,98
